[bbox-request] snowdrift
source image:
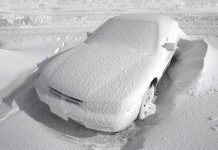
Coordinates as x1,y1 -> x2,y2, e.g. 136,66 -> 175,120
1,36 -> 218,123
0,37 -> 61,120
0,14 -> 218,148
169,38 -> 218,96
1,38 -> 218,150
191,40 -> 218,95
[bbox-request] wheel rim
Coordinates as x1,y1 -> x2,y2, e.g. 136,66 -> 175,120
138,85 -> 156,120
145,86 -> 155,104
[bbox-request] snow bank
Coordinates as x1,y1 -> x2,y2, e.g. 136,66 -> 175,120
0,10 -> 218,149
1,37 -> 218,149
189,40 -> 218,96
0,37 -> 61,120
166,38 -> 218,97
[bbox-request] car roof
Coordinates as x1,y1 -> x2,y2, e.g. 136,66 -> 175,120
114,13 -> 179,44
86,14 -> 179,53
86,13 -> 172,54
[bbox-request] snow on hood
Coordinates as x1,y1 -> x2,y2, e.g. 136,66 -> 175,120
39,43 -> 152,113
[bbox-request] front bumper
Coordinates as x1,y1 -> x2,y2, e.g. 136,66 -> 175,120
35,80 -> 140,132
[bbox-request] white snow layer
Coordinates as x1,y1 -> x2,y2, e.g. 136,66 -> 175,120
1,37 -> 218,150
169,38 -> 218,96
191,40 -> 218,95
86,16 -> 158,53
0,14 -> 218,150
36,14 -> 182,132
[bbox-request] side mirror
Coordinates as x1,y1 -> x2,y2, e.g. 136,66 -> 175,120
86,32 -> 92,38
161,43 -> 177,51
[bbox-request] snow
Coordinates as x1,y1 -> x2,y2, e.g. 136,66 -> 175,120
35,14 -> 181,132
36,41 -> 152,131
0,37 -> 58,101
86,15 -> 159,52
190,40 -> 218,96
1,1 -> 218,150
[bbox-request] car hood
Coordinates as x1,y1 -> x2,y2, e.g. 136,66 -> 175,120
39,43 -> 152,112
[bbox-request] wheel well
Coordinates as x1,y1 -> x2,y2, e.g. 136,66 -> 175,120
150,78 -> 158,87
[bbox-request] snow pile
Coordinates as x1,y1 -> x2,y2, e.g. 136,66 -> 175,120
190,40 -> 218,96
164,38 -> 218,97
0,37 -> 63,120
0,37 -> 58,91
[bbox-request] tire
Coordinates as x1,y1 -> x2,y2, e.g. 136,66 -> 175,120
138,85 -> 157,120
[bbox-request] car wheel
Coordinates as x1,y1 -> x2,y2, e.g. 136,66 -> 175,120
138,85 -> 156,120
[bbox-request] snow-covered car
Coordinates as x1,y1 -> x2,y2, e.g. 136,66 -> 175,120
35,14 -> 182,132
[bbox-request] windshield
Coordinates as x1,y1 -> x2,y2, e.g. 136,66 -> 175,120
86,18 -> 159,54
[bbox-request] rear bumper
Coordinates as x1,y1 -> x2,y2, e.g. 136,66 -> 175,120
35,80 -> 140,132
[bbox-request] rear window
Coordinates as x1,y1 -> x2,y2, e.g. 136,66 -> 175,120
86,18 -> 159,54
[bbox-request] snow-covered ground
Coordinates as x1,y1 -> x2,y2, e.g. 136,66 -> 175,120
1,1 -> 218,150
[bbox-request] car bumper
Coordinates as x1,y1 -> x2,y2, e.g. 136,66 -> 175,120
35,80 -> 140,132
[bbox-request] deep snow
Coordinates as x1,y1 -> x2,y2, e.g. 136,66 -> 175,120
1,1 -> 218,149
1,36 -> 218,150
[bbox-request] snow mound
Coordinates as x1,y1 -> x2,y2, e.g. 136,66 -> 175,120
190,40 -> 218,96
0,37 -> 61,120
168,38 -> 218,97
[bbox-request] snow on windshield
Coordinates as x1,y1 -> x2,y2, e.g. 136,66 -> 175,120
86,18 -> 159,54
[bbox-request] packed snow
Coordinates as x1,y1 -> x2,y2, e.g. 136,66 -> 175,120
1,1 -> 218,150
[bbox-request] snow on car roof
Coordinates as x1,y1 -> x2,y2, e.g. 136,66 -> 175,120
86,14 -> 178,54
86,14 -> 159,54
116,13 -> 180,46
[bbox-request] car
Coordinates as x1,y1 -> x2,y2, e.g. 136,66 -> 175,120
35,13 -> 183,132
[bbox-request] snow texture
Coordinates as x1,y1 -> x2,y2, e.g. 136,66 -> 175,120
1,1 -> 218,149
1,36 -> 218,149
36,14 -> 180,132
